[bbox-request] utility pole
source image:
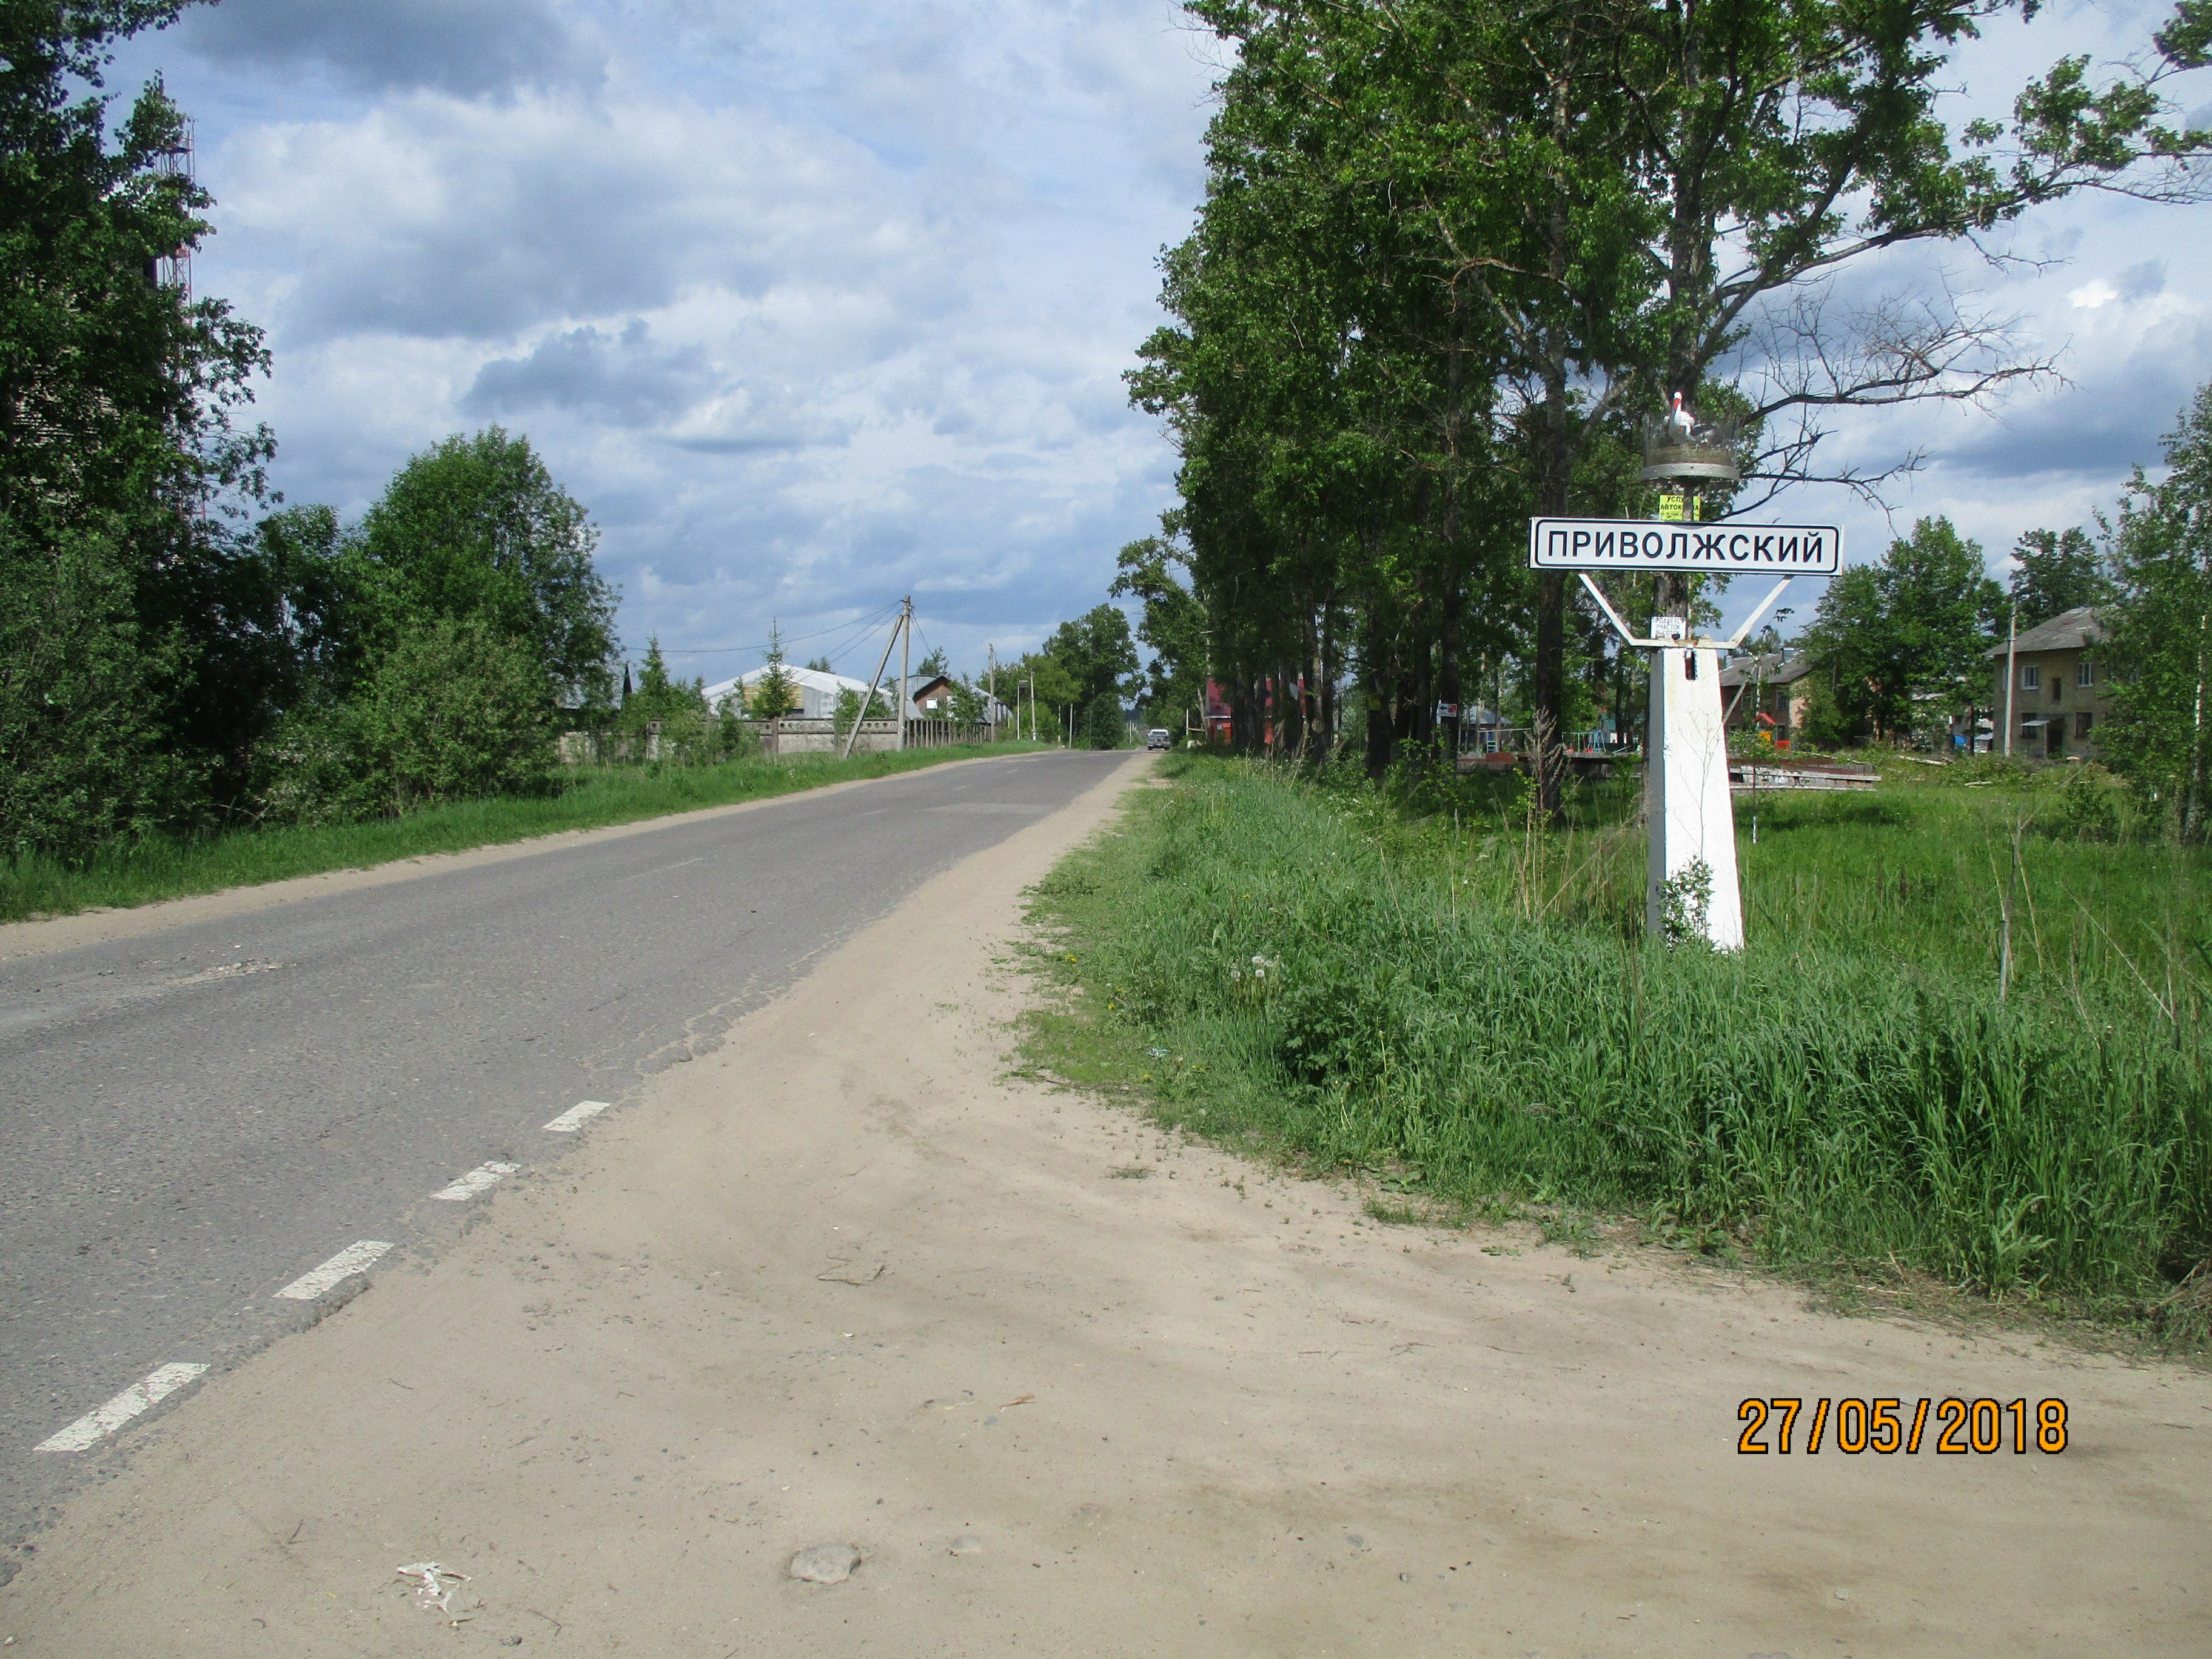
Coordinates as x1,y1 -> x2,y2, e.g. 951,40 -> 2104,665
2187,610 -> 2209,841
897,595 -> 911,753
987,645 -> 997,743
840,606 -> 906,763
2003,602 -> 2017,758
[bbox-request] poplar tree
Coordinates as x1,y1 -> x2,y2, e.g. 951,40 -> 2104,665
1138,0 -> 2211,800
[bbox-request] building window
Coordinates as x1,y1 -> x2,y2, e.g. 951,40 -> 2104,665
2020,664 -> 2040,691
2075,711 -> 2093,738
2051,674 -> 2063,703
2077,659 -> 2095,687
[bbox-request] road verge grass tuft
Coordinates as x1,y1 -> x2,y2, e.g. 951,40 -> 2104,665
1022,756 -> 2212,1349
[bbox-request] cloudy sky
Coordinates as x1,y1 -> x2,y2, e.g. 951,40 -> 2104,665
109,1 -> 2210,677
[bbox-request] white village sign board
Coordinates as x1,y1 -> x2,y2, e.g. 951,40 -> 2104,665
1529,517 -> 1842,574
1529,517 -> 1843,952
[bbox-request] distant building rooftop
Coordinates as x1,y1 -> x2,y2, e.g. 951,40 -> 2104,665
1717,649 -> 1816,689
1986,605 -> 2105,658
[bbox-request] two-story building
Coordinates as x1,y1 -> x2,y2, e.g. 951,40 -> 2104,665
1718,649 -> 1817,744
1987,606 -> 2112,761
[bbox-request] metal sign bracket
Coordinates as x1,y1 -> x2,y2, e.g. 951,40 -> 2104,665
1578,572 -> 1794,653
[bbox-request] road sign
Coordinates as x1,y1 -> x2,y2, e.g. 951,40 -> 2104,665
1529,517 -> 1842,575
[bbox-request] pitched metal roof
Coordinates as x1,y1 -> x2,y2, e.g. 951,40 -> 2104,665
1986,605 -> 2105,658
1717,649 -> 1817,688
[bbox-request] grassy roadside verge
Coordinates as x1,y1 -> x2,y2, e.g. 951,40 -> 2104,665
1,743 -> 1045,923
1020,755 -> 2212,1349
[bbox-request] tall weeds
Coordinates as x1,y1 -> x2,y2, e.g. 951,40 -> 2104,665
1034,758 -> 2212,1330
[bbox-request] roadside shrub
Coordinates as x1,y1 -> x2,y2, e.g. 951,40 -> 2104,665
2047,762 -> 2132,842
353,617 -> 554,812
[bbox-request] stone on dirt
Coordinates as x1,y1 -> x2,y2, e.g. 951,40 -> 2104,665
788,1544 -> 861,1584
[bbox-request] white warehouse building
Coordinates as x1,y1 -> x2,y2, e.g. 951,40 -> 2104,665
699,666 -> 909,721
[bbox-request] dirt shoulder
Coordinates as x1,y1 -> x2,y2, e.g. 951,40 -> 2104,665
2,753 -> 2205,1657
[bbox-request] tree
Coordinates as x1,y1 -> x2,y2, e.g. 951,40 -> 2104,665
0,0 -> 275,857
803,655 -> 834,672
1013,649 -> 1082,741
945,677 -> 987,728
915,645 -> 949,678
620,638 -> 697,726
1044,603 -> 1139,711
615,636 -> 716,760
2009,528 -> 2113,626
2102,381 -> 2212,834
1138,0 -> 2211,800
1084,694 -> 1124,749
748,622 -> 802,720
1111,535 -> 1209,732
354,427 -> 616,703
831,682 -> 890,739
1800,517 -> 2002,742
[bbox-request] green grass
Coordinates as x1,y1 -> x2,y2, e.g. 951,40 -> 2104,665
1,743 -> 1041,924
1022,754 -> 2212,1345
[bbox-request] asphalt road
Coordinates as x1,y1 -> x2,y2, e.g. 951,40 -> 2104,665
0,749 -> 1126,1578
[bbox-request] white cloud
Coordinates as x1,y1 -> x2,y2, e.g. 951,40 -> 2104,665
111,0 -> 1210,677
122,0 -> 2211,668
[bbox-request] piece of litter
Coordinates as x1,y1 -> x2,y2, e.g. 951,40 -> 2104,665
788,1543 -> 860,1584
1000,1392 -> 1035,1409
397,1562 -> 471,1613
817,1262 -> 885,1285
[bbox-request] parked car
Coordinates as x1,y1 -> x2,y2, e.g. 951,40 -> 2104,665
1145,728 -> 1171,751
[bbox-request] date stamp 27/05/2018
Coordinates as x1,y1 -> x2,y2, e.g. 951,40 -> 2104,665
1737,1396 -> 2068,1456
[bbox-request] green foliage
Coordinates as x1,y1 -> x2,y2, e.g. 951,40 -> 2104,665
353,427 -> 614,703
833,681 -> 891,737
2009,528 -> 2113,626
1047,603 -> 1139,708
1798,517 -> 2003,743
944,677 -> 988,728
1027,760 -> 2212,1332
1083,692 -> 1124,750
0,1 -> 277,856
2102,380 -> 2212,834
747,622 -> 802,721
1112,534 -> 1208,728
1,743 -> 1000,923
346,615 -> 554,813
612,636 -> 731,763
0,516 -> 187,857
1136,0 -> 2205,782
1011,647 -> 1084,739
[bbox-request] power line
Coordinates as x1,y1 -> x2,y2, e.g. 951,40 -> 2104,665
648,602 -> 900,659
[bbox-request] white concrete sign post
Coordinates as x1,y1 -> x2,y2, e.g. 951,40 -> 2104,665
1527,517 -> 1842,952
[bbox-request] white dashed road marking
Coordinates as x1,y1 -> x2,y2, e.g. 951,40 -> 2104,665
542,1099 -> 610,1133
36,1362 -> 208,1452
275,1238 -> 394,1301
431,1161 -> 520,1201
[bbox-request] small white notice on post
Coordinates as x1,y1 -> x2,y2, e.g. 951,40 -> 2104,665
1529,518 -> 1842,574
